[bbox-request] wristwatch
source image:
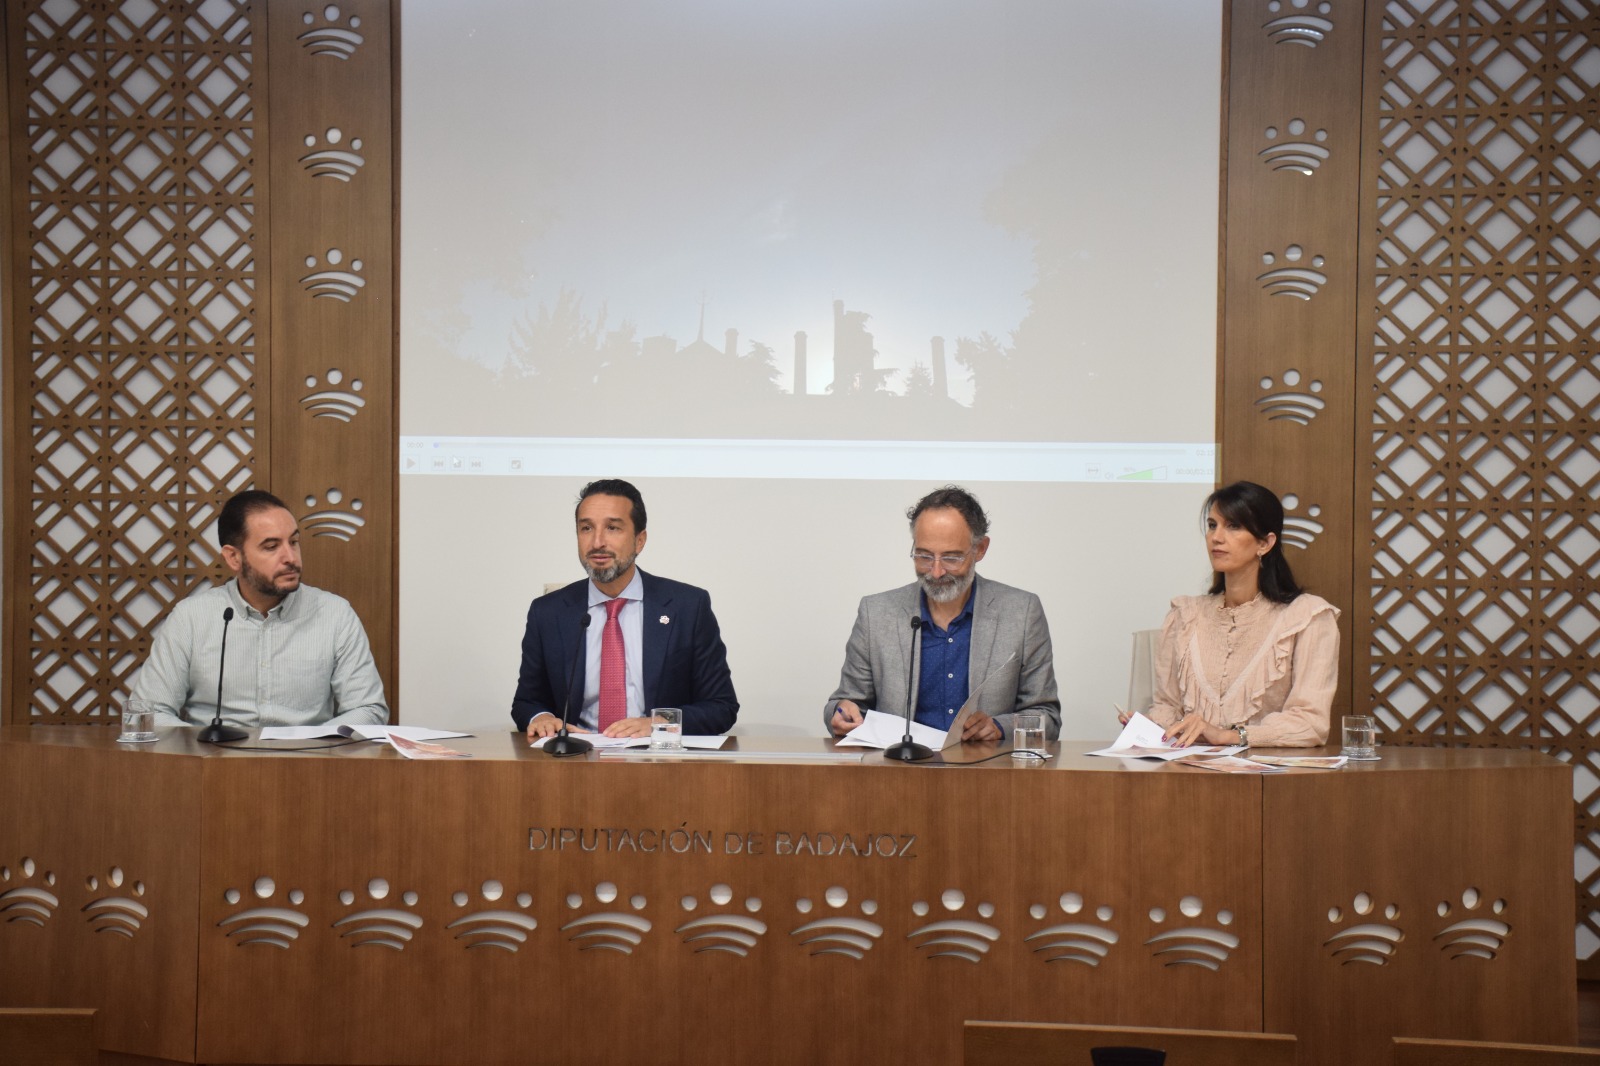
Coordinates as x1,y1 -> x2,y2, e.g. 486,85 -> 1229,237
1233,723 -> 1249,747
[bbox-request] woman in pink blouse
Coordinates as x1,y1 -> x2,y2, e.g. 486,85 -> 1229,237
1148,481 -> 1340,748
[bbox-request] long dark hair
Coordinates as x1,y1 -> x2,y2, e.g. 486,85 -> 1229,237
1204,481 -> 1303,604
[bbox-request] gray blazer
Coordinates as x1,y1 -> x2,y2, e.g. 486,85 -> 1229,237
822,577 -> 1061,739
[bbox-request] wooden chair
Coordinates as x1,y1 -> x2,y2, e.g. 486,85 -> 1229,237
964,1021 -> 1297,1065
1393,1037 -> 1600,1065
0,1008 -> 97,1066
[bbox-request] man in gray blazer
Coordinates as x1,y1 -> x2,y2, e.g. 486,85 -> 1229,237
824,486 -> 1061,741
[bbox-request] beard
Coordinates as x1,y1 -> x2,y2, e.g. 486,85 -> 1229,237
240,558 -> 300,603
583,550 -> 635,586
919,568 -> 975,605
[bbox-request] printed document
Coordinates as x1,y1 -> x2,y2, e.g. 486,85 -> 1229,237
1085,711 -> 1242,760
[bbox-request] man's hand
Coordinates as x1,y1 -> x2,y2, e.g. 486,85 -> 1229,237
526,713 -> 592,740
961,710 -> 1003,743
830,699 -> 864,737
602,716 -> 655,739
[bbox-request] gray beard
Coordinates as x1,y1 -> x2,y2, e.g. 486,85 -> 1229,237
585,560 -> 627,585
920,570 -> 974,605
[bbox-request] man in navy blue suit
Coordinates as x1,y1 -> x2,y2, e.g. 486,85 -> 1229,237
513,479 -> 739,738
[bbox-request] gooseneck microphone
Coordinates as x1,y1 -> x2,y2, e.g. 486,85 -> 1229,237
884,615 -> 934,762
544,611 -> 594,758
198,607 -> 247,744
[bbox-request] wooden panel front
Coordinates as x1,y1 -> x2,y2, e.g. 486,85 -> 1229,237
963,1021 -> 1297,1066
0,735 -> 202,1061
194,745 -> 1259,1065
1393,1037 -> 1600,1066
1264,749 -> 1576,1066
0,731 -> 1575,1066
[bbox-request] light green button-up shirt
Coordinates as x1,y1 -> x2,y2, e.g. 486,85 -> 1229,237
133,579 -> 389,729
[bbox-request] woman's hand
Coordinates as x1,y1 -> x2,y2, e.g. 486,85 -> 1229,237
1164,715 -> 1239,747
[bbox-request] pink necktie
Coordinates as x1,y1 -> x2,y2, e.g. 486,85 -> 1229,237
598,598 -> 627,730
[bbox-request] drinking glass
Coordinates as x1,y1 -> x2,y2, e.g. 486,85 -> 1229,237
118,698 -> 158,744
650,708 -> 684,751
1011,712 -> 1046,761
1341,715 -> 1379,761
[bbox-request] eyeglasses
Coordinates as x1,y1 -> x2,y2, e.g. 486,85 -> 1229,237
910,548 -> 973,569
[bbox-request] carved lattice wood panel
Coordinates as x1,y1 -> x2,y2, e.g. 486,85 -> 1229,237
1356,0 -> 1600,963
5,0 -> 398,724
5,0 -> 264,721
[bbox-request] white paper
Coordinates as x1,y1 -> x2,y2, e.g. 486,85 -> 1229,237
341,724 -> 472,741
1249,754 -> 1348,770
835,709 -> 948,750
1173,753 -> 1284,773
620,734 -> 730,750
531,732 -> 634,750
1085,711 -> 1243,760
258,725 -> 341,740
258,723 -> 474,741
531,732 -> 732,751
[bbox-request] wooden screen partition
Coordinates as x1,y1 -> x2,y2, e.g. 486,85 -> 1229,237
0,0 -> 398,725
1353,0 -> 1600,973
1221,0 -> 1600,974
0,731 -> 1574,1066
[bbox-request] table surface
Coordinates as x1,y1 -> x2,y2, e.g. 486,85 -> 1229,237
4,723 -> 1562,773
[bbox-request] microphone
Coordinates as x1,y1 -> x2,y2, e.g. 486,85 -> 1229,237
198,607 -> 247,744
543,610 -> 594,758
884,614 -> 934,762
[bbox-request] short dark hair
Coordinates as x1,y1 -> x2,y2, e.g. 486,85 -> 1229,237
576,478 -> 647,533
218,490 -> 292,550
1204,480 -> 1304,604
907,485 -> 989,541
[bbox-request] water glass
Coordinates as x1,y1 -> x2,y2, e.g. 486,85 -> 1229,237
1011,712 -> 1046,760
1341,714 -> 1379,761
650,707 -> 684,751
118,698 -> 158,744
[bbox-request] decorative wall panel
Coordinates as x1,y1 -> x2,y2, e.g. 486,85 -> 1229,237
1219,0 -> 1368,714
1354,0 -> 1600,969
1223,0 -> 1598,968
264,1 -> 396,710
2,0 -> 397,723
4,0 -> 264,721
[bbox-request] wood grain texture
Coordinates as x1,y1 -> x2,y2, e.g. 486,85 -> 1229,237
1394,1037 -> 1600,1066
1264,749 -> 1576,1066
0,732 -> 1575,1065
192,743 -> 1259,1064
964,1021 -> 1297,1066
265,0 -> 398,715
1218,0 -> 1368,721
1,0 -> 398,724
0,735 -> 203,1061
0,1007 -> 98,1066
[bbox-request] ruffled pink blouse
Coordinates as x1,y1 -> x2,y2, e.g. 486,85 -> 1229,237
1147,592 -> 1340,747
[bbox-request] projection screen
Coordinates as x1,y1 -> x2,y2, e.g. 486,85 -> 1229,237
399,0 -> 1222,738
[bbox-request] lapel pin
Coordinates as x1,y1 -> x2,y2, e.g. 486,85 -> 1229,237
659,615 -> 670,624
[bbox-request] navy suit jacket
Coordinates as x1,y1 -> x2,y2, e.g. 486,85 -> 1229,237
511,569 -> 739,735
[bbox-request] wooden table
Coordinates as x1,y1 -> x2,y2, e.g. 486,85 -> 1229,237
0,727 -> 1575,1065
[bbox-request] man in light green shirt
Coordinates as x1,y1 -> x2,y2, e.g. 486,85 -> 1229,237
132,490 -> 389,730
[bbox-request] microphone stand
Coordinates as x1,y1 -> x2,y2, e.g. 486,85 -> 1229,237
198,607 -> 247,744
884,615 -> 934,762
544,612 -> 594,758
